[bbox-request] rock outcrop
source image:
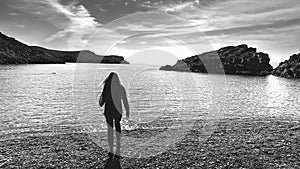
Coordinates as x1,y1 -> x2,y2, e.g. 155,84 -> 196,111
160,60 -> 190,72
160,44 -> 273,76
272,54 -> 300,78
0,32 -> 129,64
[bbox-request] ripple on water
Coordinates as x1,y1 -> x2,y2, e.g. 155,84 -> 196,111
0,64 -> 299,142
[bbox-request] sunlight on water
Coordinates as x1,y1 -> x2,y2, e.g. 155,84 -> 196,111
0,64 -> 300,154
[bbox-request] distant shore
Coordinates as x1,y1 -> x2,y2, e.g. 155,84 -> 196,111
0,32 -> 129,65
160,44 -> 273,77
1,32 -> 300,78
159,44 -> 300,79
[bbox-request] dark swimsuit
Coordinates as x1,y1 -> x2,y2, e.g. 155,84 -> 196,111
104,103 -> 122,133
103,86 -> 126,133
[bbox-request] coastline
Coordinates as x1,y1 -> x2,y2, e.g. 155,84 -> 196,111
1,115 -> 299,168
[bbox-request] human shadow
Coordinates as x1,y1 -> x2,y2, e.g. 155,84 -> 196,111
104,153 -> 122,169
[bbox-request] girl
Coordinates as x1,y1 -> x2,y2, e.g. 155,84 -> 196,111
100,72 -> 130,156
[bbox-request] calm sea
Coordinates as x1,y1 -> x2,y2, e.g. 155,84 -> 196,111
0,63 -> 299,157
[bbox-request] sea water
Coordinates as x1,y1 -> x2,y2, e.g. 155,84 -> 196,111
0,63 -> 299,156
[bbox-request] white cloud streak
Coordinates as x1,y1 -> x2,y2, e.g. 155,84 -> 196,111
9,12 -> 19,16
8,0 -> 300,60
10,0 -> 103,49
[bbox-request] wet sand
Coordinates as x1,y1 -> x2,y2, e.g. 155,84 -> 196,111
0,116 -> 299,168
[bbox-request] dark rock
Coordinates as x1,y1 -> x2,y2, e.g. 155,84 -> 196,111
294,69 -> 300,78
0,32 -> 129,64
0,32 -> 63,64
272,53 -> 300,78
160,44 -> 273,76
159,60 -> 190,72
282,69 -> 294,78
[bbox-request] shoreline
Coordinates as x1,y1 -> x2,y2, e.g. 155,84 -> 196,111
1,115 -> 299,168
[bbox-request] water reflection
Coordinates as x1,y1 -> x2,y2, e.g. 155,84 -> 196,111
265,75 -> 300,117
1,64 -> 300,148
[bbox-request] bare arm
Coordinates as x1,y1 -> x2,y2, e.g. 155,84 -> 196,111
122,86 -> 130,118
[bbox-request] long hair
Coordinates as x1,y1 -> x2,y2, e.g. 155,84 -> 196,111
102,72 -> 121,99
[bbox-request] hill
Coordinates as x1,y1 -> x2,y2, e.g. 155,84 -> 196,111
0,32 -> 129,64
160,44 -> 273,76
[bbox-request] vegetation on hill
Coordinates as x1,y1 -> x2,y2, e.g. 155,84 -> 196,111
0,32 -> 129,64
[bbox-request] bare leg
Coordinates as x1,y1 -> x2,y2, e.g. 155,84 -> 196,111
107,124 -> 114,153
115,132 -> 121,155
106,116 -> 114,154
115,117 -> 122,156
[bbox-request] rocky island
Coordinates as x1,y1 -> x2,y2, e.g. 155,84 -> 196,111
272,53 -> 300,78
0,32 -> 129,64
160,44 -> 273,76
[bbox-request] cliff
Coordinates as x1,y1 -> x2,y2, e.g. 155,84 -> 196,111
160,44 -> 273,76
272,53 -> 300,78
0,32 -> 129,64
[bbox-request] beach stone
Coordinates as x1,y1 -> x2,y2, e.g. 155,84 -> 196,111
290,125 -> 300,131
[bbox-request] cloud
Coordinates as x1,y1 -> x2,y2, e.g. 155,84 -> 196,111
9,12 -> 19,16
145,1 -> 300,49
158,2 -> 196,12
7,0 -> 300,60
101,0 -> 300,61
138,0 -> 226,12
96,4 -> 107,12
43,0 -> 103,49
202,18 -> 300,37
17,24 -> 25,28
10,0 -> 103,49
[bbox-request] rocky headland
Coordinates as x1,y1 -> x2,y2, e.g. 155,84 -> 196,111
160,44 -> 273,76
272,53 -> 300,78
0,32 -> 129,64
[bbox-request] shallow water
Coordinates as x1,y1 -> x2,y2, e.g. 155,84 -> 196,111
0,63 -> 299,157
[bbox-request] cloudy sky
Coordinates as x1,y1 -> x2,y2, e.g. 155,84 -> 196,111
0,0 -> 299,65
